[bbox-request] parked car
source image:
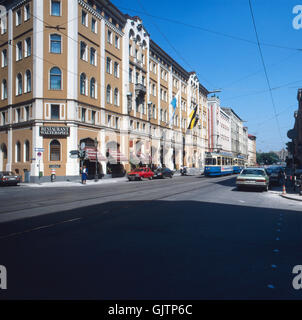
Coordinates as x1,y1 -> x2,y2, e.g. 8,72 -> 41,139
127,167 -> 154,181
267,166 -> 285,186
154,167 -> 173,179
0,171 -> 21,186
236,167 -> 269,191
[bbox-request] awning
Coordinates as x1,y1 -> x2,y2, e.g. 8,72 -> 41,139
85,147 -> 107,162
107,150 -> 128,163
137,152 -> 151,164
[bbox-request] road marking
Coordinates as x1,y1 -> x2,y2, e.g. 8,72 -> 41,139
238,200 -> 245,203
267,284 -> 275,289
276,229 -> 281,232
273,249 -> 280,253
276,237 -> 280,241
271,265 -> 277,268
0,217 -> 82,240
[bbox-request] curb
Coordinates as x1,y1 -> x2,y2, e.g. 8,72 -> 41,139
280,194 -> 302,202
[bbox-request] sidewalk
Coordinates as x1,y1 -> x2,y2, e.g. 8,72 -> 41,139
279,183 -> 302,202
21,176 -> 128,188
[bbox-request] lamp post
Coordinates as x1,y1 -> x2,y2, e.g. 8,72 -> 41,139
94,137 -> 98,182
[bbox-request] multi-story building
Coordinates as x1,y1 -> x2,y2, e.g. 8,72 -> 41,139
221,107 -> 248,160
248,134 -> 256,165
0,0 -> 209,182
207,95 -> 231,153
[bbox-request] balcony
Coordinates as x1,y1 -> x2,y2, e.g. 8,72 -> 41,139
135,83 -> 146,98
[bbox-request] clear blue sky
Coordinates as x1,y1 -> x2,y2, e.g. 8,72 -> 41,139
112,0 -> 302,152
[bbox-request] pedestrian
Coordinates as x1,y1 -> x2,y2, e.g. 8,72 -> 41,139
81,165 -> 87,184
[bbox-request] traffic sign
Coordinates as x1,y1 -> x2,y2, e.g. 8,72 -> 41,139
35,147 -> 45,152
80,142 -> 85,150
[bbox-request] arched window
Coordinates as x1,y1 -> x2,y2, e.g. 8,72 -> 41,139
15,141 -> 21,162
80,73 -> 86,95
16,73 -> 22,95
25,70 -> 31,93
114,62 -> 119,77
50,140 -> 60,161
50,67 -> 61,90
114,88 -> 119,106
90,78 -> 96,98
164,110 -> 167,122
2,79 -> 7,99
90,48 -> 96,66
106,84 -> 111,104
24,140 -> 30,162
1,144 -> 7,160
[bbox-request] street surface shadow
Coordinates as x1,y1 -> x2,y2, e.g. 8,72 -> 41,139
0,199 -> 301,300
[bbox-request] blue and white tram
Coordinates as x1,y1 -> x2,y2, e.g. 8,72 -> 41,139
233,155 -> 246,174
204,152 -> 234,176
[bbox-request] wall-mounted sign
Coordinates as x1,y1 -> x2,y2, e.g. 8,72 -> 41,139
49,165 -> 61,168
40,126 -> 70,137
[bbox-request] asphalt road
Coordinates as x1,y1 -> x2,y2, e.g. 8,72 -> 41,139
0,175 -> 302,299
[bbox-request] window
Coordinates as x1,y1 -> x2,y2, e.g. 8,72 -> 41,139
1,112 -> 5,125
152,84 -> 156,96
90,78 -> 96,98
50,140 -> 60,161
81,10 -> 87,26
142,76 -> 145,85
50,34 -> 61,53
115,117 -> 119,129
50,67 -> 62,90
114,88 -> 119,106
80,41 -> 87,61
91,18 -> 97,33
81,108 -> 86,122
115,35 -> 119,49
2,80 -> 7,99
107,30 -> 112,44
129,44 -> 132,56
160,109 -> 163,121
106,85 -> 111,104
80,73 -> 87,95
51,1 -> 61,16
91,110 -> 96,124
107,114 -> 112,126
25,106 -> 29,121
16,42 -> 22,61
50,104 -> 60,120
24,4 -> 30,21
24,141 -> 30,162
106,57 -> 111,73
16,108 -> 21,122
164,110 -> 167,122
0,17 -> 7,34
90,48 -> 96,66
2,49 -> 7,67
136,72 -> 139,84
15,141 -> 21,162
25,70 -> 31,93
25,38 -> 31,57
16,73 -> 22,95
16,9 -> 21,26
129,68 -> 132,83
114,62 -> 119,78
130,119 -> 133,129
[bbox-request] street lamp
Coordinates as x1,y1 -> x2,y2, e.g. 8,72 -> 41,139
94,137 -> 98,182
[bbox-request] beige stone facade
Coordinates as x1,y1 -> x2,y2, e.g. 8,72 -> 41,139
0,0 -> 210,182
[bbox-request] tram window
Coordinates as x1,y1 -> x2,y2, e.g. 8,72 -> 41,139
222,157 -> 225,165
217,157 -> 221,165
205,158 -> 213,165
213,158 -> 216,165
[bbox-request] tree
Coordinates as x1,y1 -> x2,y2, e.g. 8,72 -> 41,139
256,152 -> 280,165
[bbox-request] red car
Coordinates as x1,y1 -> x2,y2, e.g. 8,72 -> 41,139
127,167 -> 154,181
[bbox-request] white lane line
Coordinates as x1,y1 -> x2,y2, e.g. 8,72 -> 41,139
0,217 -> 82,240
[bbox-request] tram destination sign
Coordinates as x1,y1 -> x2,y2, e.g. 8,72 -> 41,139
40,126 -> 70,137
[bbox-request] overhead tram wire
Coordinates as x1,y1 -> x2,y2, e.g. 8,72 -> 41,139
248,0 -> 285,144
117,6 -> 302,52
135,0 -> 218,90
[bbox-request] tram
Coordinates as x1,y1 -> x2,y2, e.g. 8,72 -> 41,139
233,155 -> 245,174
204,152 -> 234,176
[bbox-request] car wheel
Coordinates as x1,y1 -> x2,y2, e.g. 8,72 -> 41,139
170,174 -> 172,178
264,184 -> 269,192
149,176 -> 153,180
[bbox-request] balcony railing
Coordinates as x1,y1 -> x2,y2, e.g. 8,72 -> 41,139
135,83 -> 146,97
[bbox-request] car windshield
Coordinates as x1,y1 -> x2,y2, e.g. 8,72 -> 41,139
0,171 -> 13,176
241,169 -> 265,176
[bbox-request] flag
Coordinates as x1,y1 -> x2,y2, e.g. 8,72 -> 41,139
187,106 -> 199,130
169,91 -> 180,126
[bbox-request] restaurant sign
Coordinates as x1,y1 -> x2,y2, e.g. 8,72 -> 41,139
40,126 -> 70,137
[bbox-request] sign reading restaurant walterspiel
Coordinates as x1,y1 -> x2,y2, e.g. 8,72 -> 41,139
40,126 -> 70,137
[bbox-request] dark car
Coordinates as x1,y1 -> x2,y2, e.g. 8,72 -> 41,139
267,166 -> 285,186
0,171 -> 21,186
154,167 -> 173,179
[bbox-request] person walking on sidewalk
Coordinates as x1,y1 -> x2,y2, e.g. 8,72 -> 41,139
81,165 -> 88,184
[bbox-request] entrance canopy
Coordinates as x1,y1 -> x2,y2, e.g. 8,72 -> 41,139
107,149 -> 128,164
85,147 -> 106,162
